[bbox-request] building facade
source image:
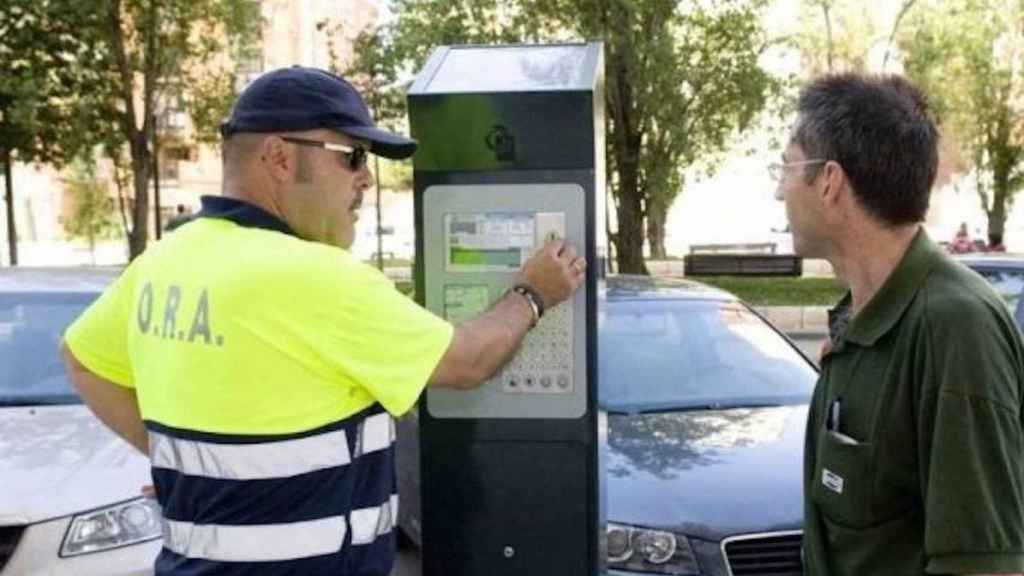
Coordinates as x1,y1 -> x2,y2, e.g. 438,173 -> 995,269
1,0 -> 378,266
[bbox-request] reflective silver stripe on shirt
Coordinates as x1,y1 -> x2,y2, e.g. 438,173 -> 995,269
357,412 -> 395,457
163,516 -> 346,562
350,494 -> 399,545
149,428 -> 351,480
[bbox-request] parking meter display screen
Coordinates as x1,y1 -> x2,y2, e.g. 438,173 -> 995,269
445,213 -> 533,271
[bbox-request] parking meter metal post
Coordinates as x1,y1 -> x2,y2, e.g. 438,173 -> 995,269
408,43 -> 606,576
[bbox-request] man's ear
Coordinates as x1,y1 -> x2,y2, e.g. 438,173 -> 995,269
820,161 -> 846,208
260,136 -> 294,182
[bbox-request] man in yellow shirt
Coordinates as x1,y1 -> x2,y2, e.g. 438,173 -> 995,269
61,66 -> 585,575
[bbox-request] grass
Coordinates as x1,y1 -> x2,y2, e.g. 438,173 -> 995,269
394,276 -> 843,306
695,276 -> 846,306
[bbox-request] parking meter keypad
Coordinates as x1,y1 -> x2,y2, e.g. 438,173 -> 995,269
499,302 -> 574,394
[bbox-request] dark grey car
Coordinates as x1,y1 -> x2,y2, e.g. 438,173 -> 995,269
959,255 -> 1024,328
397,275 -> 818,576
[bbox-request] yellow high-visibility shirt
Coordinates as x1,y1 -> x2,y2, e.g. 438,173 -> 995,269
65,198 -> 453,435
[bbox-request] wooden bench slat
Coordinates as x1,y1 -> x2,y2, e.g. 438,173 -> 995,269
684,254 -> 802,277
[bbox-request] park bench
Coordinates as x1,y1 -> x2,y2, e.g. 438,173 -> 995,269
684,242 -> 803,277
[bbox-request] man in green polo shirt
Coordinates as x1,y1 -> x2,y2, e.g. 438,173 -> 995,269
775,73 -> 1024,575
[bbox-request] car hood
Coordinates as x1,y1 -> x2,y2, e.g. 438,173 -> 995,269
606,405 -> 807,541
0,405 -> 151,524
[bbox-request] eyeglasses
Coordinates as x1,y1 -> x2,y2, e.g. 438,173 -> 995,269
280,136 -> 368,171
767,158 -> 827,181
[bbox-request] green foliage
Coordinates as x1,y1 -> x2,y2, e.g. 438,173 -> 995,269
154,0 -> 263,142
186,72 -> 239,146
92,0 -> 262,155
351,0 -> 777,273
793,0 -> 879,75
789,0 -> 922,78
376,158 -> 413,192
100,0 -> 261,257
0,0 -> 114,166
4,0 -> 262,259
900,0 -> 1024,242
64,160 -> 119,249
322,22 -> 414,193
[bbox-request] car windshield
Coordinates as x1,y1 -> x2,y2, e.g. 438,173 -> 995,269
0,292 -> 97,406
599,298 -> 817,413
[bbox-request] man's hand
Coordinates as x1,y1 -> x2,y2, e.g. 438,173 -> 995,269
516,239 -> 586,310
429,239 -> 587,390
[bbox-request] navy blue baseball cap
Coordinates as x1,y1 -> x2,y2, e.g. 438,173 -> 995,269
220,66 -> 416,160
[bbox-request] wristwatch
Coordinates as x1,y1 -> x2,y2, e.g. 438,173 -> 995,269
511,283 -> 545,325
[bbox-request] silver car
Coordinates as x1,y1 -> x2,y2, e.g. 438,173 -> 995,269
0,268 -> 161,575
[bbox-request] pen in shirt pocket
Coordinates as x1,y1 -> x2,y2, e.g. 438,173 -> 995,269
827,397 -> 842,432
826,397 -> 861,445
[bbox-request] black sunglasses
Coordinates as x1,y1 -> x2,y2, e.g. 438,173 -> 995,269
280,136 -> 368,171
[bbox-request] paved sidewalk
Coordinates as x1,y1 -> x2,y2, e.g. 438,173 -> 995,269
754,305 -> 829,337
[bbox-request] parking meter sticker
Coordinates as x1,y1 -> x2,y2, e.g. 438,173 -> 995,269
822,468 -> 844,494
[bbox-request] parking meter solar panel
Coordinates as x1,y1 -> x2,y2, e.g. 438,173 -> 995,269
422,45 -> 591,93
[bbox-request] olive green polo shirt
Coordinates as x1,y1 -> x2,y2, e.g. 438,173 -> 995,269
804,229 -> 1024,575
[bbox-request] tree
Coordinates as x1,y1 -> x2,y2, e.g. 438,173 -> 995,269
793,0 -> 878,75
571,0 -> 777,265
368,0 -> 776,273
329,23 -> 413,270
792,0 -> 919,75
3,0 -> 260,262
900,0 -> 1024,246
94,0 -> 261,259
64,160 -> 119,264
0,0 -> 113,265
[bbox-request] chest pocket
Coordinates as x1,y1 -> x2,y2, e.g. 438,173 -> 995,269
812,428 -> 876,528
812,426 -> 919,530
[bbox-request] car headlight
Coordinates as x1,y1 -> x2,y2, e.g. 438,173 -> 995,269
607,523 -> 700,574
60,497 -> 163,557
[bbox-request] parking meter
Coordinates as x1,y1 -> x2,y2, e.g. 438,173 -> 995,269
408,43 -> 605,576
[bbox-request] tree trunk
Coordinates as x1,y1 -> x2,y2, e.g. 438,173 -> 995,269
989,169 -> 1008,247
2,147 -> 16,266
109,0 -> 151,260
128,134 -> 150,259
615,170 -> 648,274
646,201 -> 667,259
153,114 -> 162,241
607,42 -> 647,275
820,1 -> 834,72
988,203 -> 1006,246
987,111 -> 1013,248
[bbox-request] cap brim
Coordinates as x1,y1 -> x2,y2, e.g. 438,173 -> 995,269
339,126 -> 417,160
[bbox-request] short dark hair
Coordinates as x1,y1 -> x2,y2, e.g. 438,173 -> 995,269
222,132 -> 314,182
793,73 -> 939,226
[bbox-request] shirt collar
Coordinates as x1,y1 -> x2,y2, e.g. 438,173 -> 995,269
832,227 -> 942,347
196,195 -> 296,237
